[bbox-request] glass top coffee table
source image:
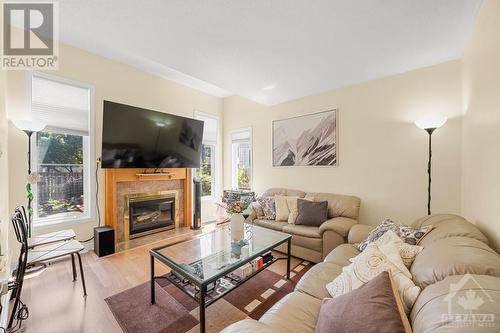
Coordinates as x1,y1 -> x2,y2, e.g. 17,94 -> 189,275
150,223 -> 292,333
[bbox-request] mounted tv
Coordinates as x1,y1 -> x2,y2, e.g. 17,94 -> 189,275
101,101 -> 204,169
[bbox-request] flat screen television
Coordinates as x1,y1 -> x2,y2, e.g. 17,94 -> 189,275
101,101 -> 204,169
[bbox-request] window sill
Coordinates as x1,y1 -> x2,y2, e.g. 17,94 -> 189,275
33,216 -> 95,230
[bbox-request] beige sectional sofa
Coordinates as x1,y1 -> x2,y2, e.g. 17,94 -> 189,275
223,214 -> 500,333
248,188 -> 361,263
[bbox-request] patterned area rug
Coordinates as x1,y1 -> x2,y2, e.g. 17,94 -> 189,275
105,259 -> 312,333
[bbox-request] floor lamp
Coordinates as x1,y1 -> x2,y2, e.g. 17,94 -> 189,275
12,119 -> 46,238
415,115 -> 447,215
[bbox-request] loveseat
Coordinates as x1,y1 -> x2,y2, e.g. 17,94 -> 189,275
248,188 -> 361,263
223,214 -> 500,333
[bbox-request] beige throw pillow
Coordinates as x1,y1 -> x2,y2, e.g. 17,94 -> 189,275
375,230 -> 423,268
274,195 -> 300,223
327,243 -> 421,313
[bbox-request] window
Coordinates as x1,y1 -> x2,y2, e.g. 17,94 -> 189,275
231,128 -> 252,190
30,73 -> 94,225
194,112 -> 218,198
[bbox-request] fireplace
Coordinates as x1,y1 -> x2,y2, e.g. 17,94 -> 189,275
124,190 -> 179,240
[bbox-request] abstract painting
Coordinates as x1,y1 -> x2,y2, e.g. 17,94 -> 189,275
273,110 -> 337,167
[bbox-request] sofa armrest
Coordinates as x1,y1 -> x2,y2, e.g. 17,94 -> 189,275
221,319 -> 278,333
347,224 -> 375,244
319,217 -> 357,238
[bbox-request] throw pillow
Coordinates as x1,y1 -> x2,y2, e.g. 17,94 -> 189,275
256,197 -> 276,220
375,230 -> 423,268
274,195 -> 300,222
295,199 -> 328,226
326,243 -> 421,313
250,201 -> 264,218
358,218 -> 433,251
316,271 -> 412,333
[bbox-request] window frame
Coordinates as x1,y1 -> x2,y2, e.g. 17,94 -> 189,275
28,71 -> 96,228
198,143 -> 216,199
230,127 -> 253,191
194,111 -> 219,200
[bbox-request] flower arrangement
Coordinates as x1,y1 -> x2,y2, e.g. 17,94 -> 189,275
226,200 -> 250,215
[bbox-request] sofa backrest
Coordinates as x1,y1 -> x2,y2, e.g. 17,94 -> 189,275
261,188 -> 306,198
305,192 -> 361,220
408,214 -> 500,332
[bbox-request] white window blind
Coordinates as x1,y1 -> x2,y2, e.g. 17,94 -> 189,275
231,128 -> 251,142
32,74 -> 90,136
194,111 -> 218,144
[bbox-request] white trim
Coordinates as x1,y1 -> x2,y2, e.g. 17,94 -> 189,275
29,72 -> 96,226
230,127 -> 253,190
194,111 -> 219,200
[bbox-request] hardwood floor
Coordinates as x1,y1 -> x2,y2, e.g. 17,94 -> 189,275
20,227 -> 205,333
18,224 -> 298,333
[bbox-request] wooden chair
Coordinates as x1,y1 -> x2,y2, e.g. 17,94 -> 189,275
8,207 -> 88,328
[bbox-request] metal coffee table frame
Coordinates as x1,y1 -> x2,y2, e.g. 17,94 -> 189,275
150,230 -> 292,333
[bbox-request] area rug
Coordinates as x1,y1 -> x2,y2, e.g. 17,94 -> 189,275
105,259 -> 312,333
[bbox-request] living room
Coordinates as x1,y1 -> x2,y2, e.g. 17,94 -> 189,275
0,1 -> 499,332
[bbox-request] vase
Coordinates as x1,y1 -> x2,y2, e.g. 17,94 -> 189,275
230,213 -> 245,241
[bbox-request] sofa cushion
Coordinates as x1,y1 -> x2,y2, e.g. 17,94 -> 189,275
253,219 -> 288,232
295,262 -> 343,300
324,243 -> 360,267
282,224 -> 322,238
274,195 -> 300,222
358,219 -> 433,251
305,192 -> 360,219
411,214 -> 489,246
257,197 -> 276,220
374,230 -> 423,268
290,235 -> 323,252
295,199 -> 328,226
262,188 -> 306,198
327,244 -> 421,313
260,291 -> 322,333
220,319 -> 278,333
410,274 -> 500,333
316,272 -> 411,333
411,237 -> 500,289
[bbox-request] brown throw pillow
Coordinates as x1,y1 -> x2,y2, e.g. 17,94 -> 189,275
316,271 -> 412,333
295,199 -> 328,226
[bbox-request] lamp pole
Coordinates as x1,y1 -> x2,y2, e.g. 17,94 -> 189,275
425,128 -> 436,215
415,115 -> 447,216
12,120 -> 46,238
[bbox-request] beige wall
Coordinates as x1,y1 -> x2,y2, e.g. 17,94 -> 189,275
6,43 -> 223,243
223,61 -> 463,225
0,70 -> 8,254
461,0 -> 500,251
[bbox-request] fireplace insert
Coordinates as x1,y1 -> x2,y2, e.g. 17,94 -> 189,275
127,194 -> 176,239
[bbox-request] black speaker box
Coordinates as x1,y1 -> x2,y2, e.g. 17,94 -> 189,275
192,178 -> 202,230
94,226 -> 115,257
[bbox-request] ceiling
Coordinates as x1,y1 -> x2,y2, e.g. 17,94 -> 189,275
57,0 -> 482,105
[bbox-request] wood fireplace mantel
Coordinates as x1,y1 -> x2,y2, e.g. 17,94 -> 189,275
104,168 -> 193,243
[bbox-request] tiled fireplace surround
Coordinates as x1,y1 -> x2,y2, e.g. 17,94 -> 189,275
116,180 -> 184,242
104,168 -> 193,244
